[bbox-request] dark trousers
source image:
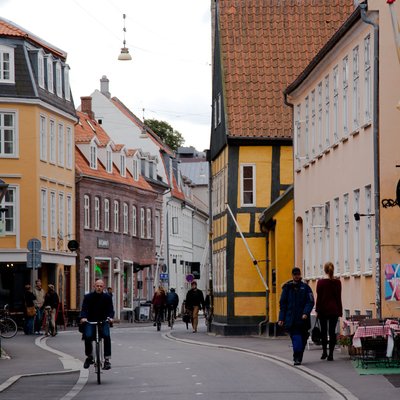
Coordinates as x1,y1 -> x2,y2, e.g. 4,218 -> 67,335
154,305 -> 164,324
84,322 -> 111,358
167,305 -> 176,322
289,324 -> 309,362
34,308 -> 44,332
319,316 -> 338,354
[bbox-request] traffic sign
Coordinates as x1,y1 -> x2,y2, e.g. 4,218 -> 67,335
160,273 -> 169,280
27,238 -> 41,252
27,252 -> 41,269
186,274 -> 194,283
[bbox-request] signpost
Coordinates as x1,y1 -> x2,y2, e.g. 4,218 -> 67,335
27,238 -> 41,287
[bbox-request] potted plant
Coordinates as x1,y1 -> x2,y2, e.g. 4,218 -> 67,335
337,334 -> 356,356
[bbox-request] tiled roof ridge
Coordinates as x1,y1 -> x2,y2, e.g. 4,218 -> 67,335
0,17 -> 66,58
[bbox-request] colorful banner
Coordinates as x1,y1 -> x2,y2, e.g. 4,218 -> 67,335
385,264 -> 400,301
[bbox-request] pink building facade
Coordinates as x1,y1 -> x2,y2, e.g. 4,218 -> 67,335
285,1 -> 400,319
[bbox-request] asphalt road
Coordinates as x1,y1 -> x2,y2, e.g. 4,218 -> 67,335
12,323 -> 347,400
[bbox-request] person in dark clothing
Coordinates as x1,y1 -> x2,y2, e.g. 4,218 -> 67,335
80,279 -> 114,370
24,284 -> 36,335
152,286 -> 167,329
316,261 -> 342,361
44,284 -> 59,336
185,281 -> 205,333
278,267 -> 314,366
166,288 -> 179,326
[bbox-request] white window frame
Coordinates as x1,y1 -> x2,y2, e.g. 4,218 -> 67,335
58,123 -> 64,167
90,142 -> 97,170
104,199 -> 110,231
55,61 -> 62,97
311,90 -> 316,156
114,200 -> 119,232
334,198 -> 340,274
364,35 -> 372,123
146,208 -> 152,239
67,195 -> 72,239
324,75 -> 330,147
140,207 -> 145,238
123,202 -> 129,234
0,45 -> 15,83
132,205 -> 137,237
94,196 -> 100,230
343,193 -> 350,274
40,115 -> 47,161
41,188 -> 48,236
317,82 -> 323,152
305,211 -> 310,278
324,202 -> 330,263
46,56 -> 53,93
84,195 -> 90,229
240,164 -> 256,207
133,157 -> 139,181
38,51 -> 45,88
342,56 -> 349,136
58,192 -> 64,241
49,119 -> 56,163
365,185 -> 373,272
353,189 -> 360,272
50,191 -> 56,238
0,186 -> 16,234
66,126 -> 72,169
352,46 -> 360,130
333,65 -> 339,142
0,110 -> 17,157
64,65 -> 71,101
305,96 -> 309,158
120,154 -> 126,177
106,146 -> 112,173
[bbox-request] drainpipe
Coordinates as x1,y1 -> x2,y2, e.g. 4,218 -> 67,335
206,150 -> 214,330
360,3 -> 381,319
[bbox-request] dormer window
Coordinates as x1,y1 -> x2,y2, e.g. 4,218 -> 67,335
55,61 -> 62,97
64,65 -> 71,101
46,56 -> 54,93
0,45 -> 15,83
90,142 -> 97,169
38,51 -> 45,88
106,146 -> 113,173
132,157 -> 139,181
120,154 -> 126,177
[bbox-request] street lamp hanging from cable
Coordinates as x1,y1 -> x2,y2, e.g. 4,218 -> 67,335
118,13 -> 132,61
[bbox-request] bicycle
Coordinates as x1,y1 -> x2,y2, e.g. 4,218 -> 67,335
0,304 -> 18,339
43,306 -> 56,336
86,320 -> 111,384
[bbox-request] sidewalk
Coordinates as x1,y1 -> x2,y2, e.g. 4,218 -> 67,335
1,320 -> 400,400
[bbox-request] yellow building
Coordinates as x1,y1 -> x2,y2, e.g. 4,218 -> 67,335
0,18 -> 77,313
210,1 -> 355,335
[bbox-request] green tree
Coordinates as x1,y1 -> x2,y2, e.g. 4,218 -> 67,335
144,119 -> 185,151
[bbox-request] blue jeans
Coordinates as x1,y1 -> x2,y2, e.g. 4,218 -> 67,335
24,316 -> 34,335
34,308 -> 44,332
84,321 -> 111,358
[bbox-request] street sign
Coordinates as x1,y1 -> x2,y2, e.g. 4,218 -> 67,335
27,252 -> 41,269
160,273 -> 169,280
186,274 -> 194,283
27,238 -> 41,252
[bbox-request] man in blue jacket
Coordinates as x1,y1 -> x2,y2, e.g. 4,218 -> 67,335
80,279 -> 114,370
278,267 -> 314,366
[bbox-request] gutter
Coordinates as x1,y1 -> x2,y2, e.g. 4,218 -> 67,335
360,3 -> 381,319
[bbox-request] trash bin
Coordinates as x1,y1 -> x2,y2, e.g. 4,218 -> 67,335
134,303 -> 151,322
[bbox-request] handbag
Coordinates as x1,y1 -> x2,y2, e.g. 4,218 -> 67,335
26,306 -> 36,317
311,318 -> 322,345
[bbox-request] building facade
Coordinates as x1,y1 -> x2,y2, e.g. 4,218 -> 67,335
285,0 -> 400,320
0,18 -> 77,312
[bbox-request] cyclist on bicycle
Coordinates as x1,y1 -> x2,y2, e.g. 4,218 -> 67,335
80,279 -> 114,370
152,286 -> 166,329
166,288 -> 179,327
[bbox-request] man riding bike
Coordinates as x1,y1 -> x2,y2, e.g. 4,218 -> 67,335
80,279 -> 114,370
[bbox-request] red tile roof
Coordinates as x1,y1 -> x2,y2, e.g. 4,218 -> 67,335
0,17 -> 66,58
217,0 -> 355,139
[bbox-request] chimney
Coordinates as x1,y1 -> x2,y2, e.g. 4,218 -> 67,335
81,96 -> 95,120
100,75 -> 111,99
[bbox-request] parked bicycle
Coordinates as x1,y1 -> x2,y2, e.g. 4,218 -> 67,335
0,304 -> 18,339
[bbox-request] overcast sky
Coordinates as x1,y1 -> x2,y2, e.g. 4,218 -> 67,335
1,0 -> 212,151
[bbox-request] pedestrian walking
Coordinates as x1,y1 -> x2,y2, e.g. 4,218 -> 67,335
166,288 -> 179,326
44,284 -> 59,336
33,279 -> 45,334
185,281 -> 205,333
316,261 -> 342,361
278,267 -> 314,366
23,284 -> 36,335
152,286 -> 166,330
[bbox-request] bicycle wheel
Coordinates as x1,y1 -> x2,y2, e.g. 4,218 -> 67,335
95,340 -> 101,384
0,317 -> 18,338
